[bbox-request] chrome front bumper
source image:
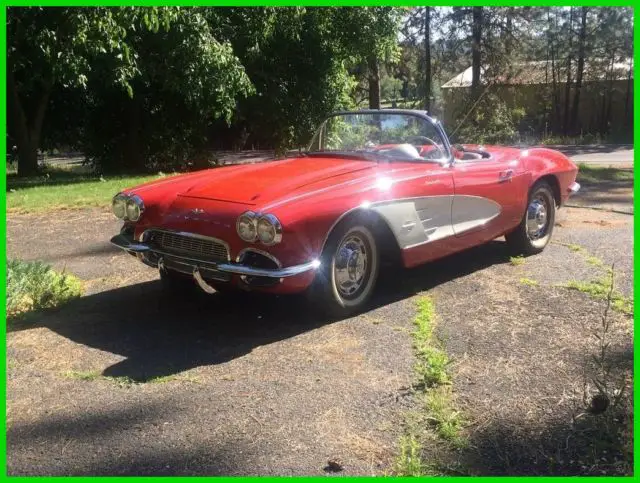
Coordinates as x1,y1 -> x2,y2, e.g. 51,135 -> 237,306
568,181 -> 581,195
110,233 -> 320,279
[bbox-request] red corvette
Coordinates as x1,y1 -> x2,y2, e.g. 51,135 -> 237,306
110,110 -> 579,316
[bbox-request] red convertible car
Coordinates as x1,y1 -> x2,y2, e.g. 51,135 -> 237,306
110,110 -> 579,316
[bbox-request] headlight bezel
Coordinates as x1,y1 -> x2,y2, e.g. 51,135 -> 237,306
236,212 -> 282,245
112,193 -> 128,220
256,214 -> 283,246
236,211 -> 258,242
112,193 -> 144,222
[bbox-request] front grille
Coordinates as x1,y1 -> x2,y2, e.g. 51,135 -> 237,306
150,231 -> 229,261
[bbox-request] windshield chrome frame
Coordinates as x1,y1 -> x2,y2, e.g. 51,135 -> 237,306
307,109 -> 454,165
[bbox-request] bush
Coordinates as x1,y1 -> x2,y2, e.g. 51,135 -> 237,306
7,259 -> 83,319
452,91 -> 526,145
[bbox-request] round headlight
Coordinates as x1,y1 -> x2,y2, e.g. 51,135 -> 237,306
112,194 -> 128,219
125,195 -> 144,222
236,211 -> 258,242
257,214 -> 282,245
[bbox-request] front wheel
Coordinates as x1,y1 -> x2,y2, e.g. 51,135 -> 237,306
505,181 -> 556,255
309,222 -> 380,318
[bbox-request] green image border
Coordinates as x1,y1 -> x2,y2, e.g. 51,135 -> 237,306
0,2 -> 636,480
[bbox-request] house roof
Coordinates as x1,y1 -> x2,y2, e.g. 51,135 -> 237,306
441,59 -> 633,89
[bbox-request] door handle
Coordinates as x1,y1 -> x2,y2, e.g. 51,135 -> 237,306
498,169 -> 513,183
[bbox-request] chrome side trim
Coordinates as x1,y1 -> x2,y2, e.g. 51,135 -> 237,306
110,234 -> 318,278
317,194 -> 504,255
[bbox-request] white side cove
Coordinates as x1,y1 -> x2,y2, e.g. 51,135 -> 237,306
371,195 -> 502,249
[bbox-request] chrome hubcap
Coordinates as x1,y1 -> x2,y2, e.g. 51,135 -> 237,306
526,196 -> 549,240
334,234 -> 369,299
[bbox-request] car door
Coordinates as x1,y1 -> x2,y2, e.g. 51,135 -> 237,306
451,155 -> 527,240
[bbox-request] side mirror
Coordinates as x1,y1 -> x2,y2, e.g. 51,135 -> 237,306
452,143 -> 465,152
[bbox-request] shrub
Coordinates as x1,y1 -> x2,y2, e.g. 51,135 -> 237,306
7,259 -> 83,319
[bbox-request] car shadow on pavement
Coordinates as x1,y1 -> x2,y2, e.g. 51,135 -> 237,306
10,240 -> 512,382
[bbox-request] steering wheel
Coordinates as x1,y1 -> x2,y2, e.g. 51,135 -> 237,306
405,135 -> 444,159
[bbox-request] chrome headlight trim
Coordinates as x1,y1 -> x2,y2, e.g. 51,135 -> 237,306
112,193 -> 128,220
236,211 -> 258,242
257,214 -> 283,245
125,194 -> 145,222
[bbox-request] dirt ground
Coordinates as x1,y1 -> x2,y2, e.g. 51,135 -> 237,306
6,179 -> 634,475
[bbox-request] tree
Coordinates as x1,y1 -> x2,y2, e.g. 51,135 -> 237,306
424,7 -> 431,111
7,7 -> 146,175
471,7 -> 483,96
570,7 -> 588,134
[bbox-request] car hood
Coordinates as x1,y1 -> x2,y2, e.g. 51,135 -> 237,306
176,156 -> 375,205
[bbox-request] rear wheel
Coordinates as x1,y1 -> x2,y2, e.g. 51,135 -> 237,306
505,181 -> 556,255
309,221 -> 380,318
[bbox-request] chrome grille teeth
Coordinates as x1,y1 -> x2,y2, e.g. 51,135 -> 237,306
150,231 -> 229,261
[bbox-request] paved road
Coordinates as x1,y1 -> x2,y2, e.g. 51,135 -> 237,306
554,145 -> 634,166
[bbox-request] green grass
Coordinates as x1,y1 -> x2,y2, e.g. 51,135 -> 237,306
564,278 -> 633,315
509,255 -> 525,266
576,163 -> 634,184
396,296 -> 465,476
7,259 -> 83,320
6,167 -> 166,213
520,277 -> 539,286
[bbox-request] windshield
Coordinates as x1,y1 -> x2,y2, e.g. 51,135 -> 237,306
307,112 -> 450,163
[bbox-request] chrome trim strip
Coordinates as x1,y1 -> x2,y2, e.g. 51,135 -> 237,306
110,234 -> 318,278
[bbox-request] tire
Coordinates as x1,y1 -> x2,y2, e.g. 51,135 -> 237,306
309,221 -> 380,318
505,180 -> 556,255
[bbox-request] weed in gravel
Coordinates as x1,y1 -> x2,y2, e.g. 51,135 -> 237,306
564,279 -> 633,315
64,370 -> 101,381
7,259 -> 82,320
424,386 -> 465,446
104,376 -> 137,387
571,265 -> 634,475
396,434 -> 423,476
520,277 -> 539,286
413,297 -> 450,387
396,296 -> 465,476
586,255 -> 605,268
509,256 -> 525,266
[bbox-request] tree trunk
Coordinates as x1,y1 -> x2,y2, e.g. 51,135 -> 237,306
570,7 -> 587,134
368,55 -> 381,109
563,7 -> 574,135
548,9 -> 560,132
505,8 -> 513,57
424,7 -> 431,112
7,70 -> 51,176
624,57 -> 633,128
471,7 -> 483,97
